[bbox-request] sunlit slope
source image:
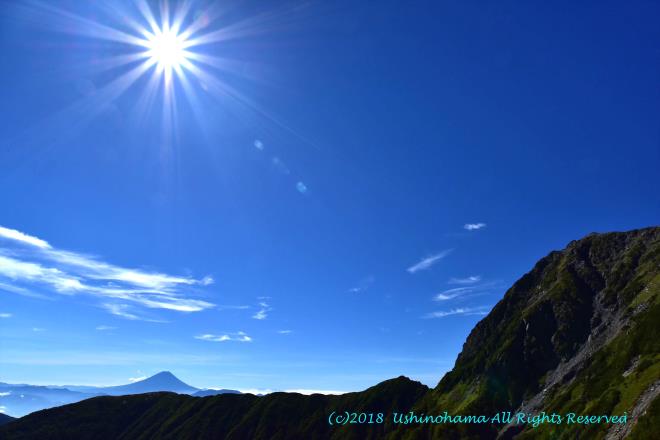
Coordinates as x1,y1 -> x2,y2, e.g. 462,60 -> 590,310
403,227 -> 660,439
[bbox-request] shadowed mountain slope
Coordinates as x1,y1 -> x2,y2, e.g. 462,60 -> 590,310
0,377 -> 427,439
0,413 -> 15,426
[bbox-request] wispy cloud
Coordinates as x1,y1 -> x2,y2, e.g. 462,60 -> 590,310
217,305 -> 250,310
100,303 -> 167,322
407,249 -> 452,274
433,282 -> 501,301
282,389 -> 347,395
32,327 -> 46,332
424,306 -> 491,319
0,225 -> 215,319
348,275 -> 374,293
252,301 -> 272,320
103,303 -> 140,320
433,287 -> 473,301
95,325 -> 116,331
252,310 -> 267,320
449,275 -> 481,285
0,226 -> 51,249
0,282 -> 49,299
464,223 -> 486,231
128,376 -> 147,383
277,330 -> 293,334
195,332 -> 252,342
0,312 -> 12,318
236,388 -> 347,395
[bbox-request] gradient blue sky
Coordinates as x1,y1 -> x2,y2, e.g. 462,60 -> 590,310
0,0 -> 658,392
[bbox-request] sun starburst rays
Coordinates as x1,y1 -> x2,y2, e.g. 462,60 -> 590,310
16,1 -> 252,140
8,0 -> 320,162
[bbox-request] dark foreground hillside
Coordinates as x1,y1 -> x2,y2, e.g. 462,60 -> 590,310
0,377 -> 428,440
2,227 -> 658,440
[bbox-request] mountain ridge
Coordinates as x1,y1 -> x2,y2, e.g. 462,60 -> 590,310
97,371 -> 199,396
0,413 -> 15,426
0,371 -> 240,417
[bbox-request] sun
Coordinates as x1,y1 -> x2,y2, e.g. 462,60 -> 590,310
21,0 -> 269,135
145,29 -> 190,74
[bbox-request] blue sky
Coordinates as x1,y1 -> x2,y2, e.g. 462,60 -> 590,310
0,0 -> 658,392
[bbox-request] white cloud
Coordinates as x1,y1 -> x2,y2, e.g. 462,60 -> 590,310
252,301 -> 272,320
434,293 -> 460,301
0,225 -> 215,319
277,330 -> 292,334
433,282 -> 501,302
407,249 -> 452,274
235,388 -> 347,396
0,313 -> 11,318
128,376 -> 147,383
348,275 -> 374,293
449,275 -> 481,285
0,392 -> 11,397
424,306 -> 491,319
95,325 -> 116,331
102,303 -> 140,320
464,223 -> 486,231
0,282 -> 47,299
296,182 -> 308,194
283,389 -> 347,395
252,310 -> 267,320
0,255 -> 82,293
195,332 -> 252,342
0,226 -> 51,249
217,305 -> 250,310
32,327 -> 46,332
201,276 -> 214,286
254,139 -> 264,150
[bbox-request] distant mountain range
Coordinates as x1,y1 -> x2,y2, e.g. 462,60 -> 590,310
0,371 -> 240,417
192,389 -> 242,397
94,371 -> 199,396
1,227 -> 658,438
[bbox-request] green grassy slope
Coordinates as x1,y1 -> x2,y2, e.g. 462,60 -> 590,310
399,227 -> 660,439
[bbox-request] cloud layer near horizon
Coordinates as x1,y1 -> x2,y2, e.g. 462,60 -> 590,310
0,225 -> 215,319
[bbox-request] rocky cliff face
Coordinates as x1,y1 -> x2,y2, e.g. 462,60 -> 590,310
1,227 -> 658,439
407,227 -> 660,439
